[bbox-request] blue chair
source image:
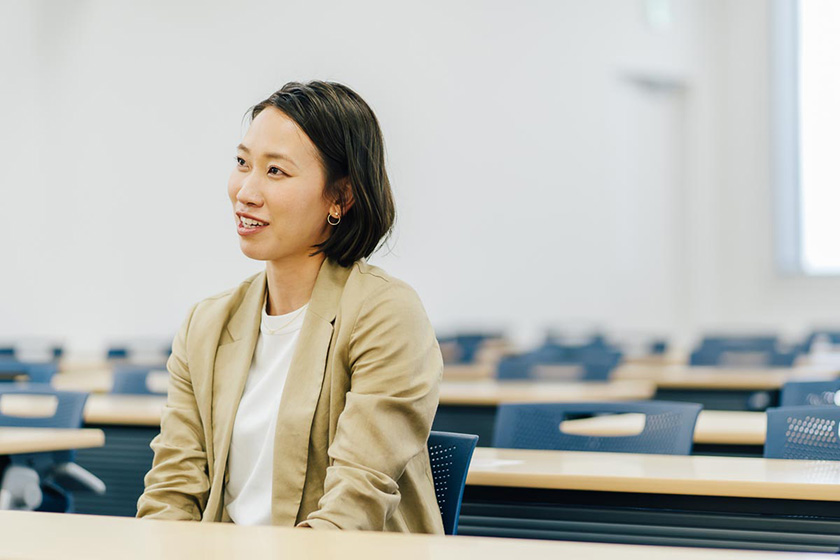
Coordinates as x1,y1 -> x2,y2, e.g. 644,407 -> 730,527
496,346 -> 622,382
496,354 -> 537,380
106,342 -> 171,363
0,361 -> 58,384
765,406 -> 840,460
428,431 -> 479,535
802,331 -> 840,353
438,333 -> 503,364
690,335 -> 789,366
0,386 -> 105,511
493,401 -> 702,455
111,366 -> 164,395
780,380 -> 840,407
650,340 -> 669,355
700,335 -> 778,351
690,346 -> 797,367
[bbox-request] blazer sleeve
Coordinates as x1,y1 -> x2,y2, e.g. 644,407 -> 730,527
302,281 -> 443,530
136,303 -> 211,521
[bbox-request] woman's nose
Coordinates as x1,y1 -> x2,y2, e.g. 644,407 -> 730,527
236,178 -> 262,206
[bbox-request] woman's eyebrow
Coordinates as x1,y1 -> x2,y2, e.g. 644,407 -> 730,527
237,143 -> 299,170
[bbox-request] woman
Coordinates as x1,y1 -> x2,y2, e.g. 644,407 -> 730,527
136,81 -> 444,533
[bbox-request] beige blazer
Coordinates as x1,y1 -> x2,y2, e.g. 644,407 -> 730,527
136,259 -> 444,533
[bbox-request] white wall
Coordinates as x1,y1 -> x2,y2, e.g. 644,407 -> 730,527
2,0 -> 831,355
699,0 -> 840,338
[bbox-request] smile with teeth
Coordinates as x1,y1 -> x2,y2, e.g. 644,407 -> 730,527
240,216 -> 269,228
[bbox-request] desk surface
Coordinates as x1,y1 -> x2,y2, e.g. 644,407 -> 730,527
439,380 -> 655,405
613,364 -> 840,390
53,369 -> 169,394
1,394 -> 165,427
0,511 -> 823,560
468,447 -> 840,501
442,363 -> 496,381
561,410 -> 767,445
49,382 -> 655,424
0,427 -> 105,455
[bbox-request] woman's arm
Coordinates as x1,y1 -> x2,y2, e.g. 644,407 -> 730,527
301,281 -> 442,530
136,304 -> 211,520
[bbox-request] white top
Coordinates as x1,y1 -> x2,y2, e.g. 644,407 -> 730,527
224,300 -> 308,525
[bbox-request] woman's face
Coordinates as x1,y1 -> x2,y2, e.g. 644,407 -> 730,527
228,107 -> 336,263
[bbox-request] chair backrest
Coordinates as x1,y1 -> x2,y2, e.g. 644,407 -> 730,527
493,401 -> 701,455
428,431 -> 479,535
111,367 -> 162,395
765,406 -> 840,460
690,335 -> 789,367
780,380 -> 840,407
496,355 -> 536,380
802,331 -> 840,353
700,336 -> 779,352
689,347 -> 796,367
497,347 -> 622,382
0,361 -> 58,384
0,386 -> 88,429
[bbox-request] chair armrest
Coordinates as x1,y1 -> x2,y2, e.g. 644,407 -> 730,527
50,462 -> 106,495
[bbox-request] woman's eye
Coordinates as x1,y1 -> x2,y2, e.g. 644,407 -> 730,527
235,156 -> 246,166
268,166 -> 285,176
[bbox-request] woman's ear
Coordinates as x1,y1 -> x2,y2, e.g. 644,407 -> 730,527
337,177 -> 355,213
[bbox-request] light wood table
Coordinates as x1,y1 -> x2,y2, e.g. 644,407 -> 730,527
1,394 -> 165,427
433,380 -> 655,446
439,379 -> 655,406
442,363 -> 496,381
0,427 -> 104,455
560,410 -> 768,455
612,363 -> 840,411
461,447 -> 840,551
52,369 -> 169,394
614,364 -> 840,390
0,511 -> 826,560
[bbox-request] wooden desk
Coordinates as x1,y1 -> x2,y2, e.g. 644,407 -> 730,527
1,394 -> 165,427
439,380 -> 655,405
0,511 -> 821,560
0,427 -> 104,455
433,380 -> 655,445
52,369 -> 169,394
561,410 -> 767,456
461,447 -> 840,551
613,364 -> 840,411
442,363 -> 496,381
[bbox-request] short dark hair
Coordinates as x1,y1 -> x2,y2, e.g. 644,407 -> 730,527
249,81 -> 395,268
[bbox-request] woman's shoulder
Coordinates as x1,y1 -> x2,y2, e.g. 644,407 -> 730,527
190,271 -> 264,319
343,261 -> 427,316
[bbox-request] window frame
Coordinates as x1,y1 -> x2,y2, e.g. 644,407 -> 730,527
771,0 -> 802,275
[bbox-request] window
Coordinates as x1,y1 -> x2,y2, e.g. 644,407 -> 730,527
774,0 -> 840,275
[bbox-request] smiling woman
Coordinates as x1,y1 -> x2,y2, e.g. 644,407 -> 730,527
136,81 -> 444,533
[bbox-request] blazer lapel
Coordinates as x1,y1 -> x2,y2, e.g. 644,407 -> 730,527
271,259 -> 352,525
207,271 -> 266,520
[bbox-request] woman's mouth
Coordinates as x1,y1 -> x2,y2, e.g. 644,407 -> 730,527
237,216 -> 269,236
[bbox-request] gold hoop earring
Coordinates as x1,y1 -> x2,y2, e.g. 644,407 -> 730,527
327,213 -> 341,226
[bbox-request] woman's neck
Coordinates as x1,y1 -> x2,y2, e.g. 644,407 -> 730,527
264,253 -> 327,316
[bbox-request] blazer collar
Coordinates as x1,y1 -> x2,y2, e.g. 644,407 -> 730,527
224,259 -> 352,343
